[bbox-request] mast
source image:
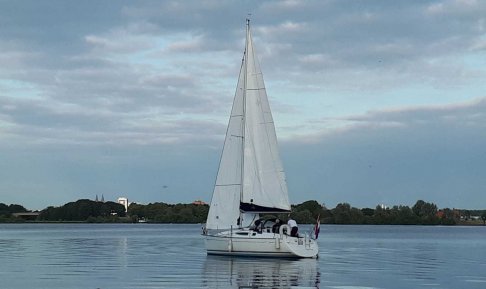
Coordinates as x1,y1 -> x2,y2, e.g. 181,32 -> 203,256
240,18 -> 249,206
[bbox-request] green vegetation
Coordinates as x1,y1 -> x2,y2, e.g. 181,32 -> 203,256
0,199 -> 485,225
286,200 -> 453,225
128,202 -> 209,223
0,203 -> 28,222
38,199 -> 126,222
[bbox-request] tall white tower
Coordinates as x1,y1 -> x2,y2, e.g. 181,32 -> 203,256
117,197 -> 129,212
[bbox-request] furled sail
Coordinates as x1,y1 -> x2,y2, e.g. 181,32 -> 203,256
206,20 -> 290,230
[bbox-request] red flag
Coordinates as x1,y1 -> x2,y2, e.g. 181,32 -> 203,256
314,215 -> 320,239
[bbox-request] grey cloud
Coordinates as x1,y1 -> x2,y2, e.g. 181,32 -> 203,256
4,1 -> 486,64
1,1 -> 486,209
251,0 -> 486,90
336,97 -> 486,129
3,0 -> 485,107
0,95 -> 226,147
0,1 -> 130,58
283,97 -> 486,209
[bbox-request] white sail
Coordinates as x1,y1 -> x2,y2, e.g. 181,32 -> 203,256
206,60 -> 245,230
206,20 -> 290,230
240,25 -> 291,212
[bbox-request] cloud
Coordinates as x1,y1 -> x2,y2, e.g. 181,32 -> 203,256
0,95 -> 226,147
258,21 -> 308,36
283,97 -> 486,209
333,97 -> 486,130
425,0 -> 484,16
250,0 -> 486,94
84,32 -> 153,54
0,3 -> 238,150
1,1 -> 486,209
471,38 -> 486,51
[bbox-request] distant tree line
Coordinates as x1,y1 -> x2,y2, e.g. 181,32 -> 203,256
128,202 -> 209,223
0,203 -> 28,222
39,199 -> 127,222
1,199 -> 486,225
288,200 -> 458,225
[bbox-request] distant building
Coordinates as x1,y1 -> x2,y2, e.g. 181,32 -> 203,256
12,212 -> 40,221
117,197 -> 129,212
379,204 -> 389,210
436,210 -> 445,218
192,200 -> 207,206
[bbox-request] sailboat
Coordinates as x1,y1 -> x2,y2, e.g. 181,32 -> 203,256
204,19 -> 319,258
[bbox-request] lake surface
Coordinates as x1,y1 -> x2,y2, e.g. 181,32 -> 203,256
0,224 -> 485,288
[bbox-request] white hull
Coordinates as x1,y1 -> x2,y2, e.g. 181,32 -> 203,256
205,227 -> 318,258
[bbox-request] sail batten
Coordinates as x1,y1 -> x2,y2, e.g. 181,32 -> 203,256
206,20 -> 290,230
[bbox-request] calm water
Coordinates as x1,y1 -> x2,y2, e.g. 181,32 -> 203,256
1,224 -> 485,289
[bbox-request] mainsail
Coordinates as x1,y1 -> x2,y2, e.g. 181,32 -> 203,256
206,20 -> 291,230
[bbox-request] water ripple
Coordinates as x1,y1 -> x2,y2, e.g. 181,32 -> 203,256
1,224 -> 485,288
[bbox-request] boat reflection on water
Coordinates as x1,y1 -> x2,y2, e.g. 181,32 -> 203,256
202,255 -> 320,288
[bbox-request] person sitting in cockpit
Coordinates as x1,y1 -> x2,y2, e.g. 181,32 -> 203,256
251,219 -> 262,233
272,218 -> 282,233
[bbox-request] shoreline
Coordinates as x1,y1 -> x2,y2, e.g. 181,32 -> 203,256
1,220 -> 484,226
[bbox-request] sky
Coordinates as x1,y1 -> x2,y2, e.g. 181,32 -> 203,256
1,0 -> 485,210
